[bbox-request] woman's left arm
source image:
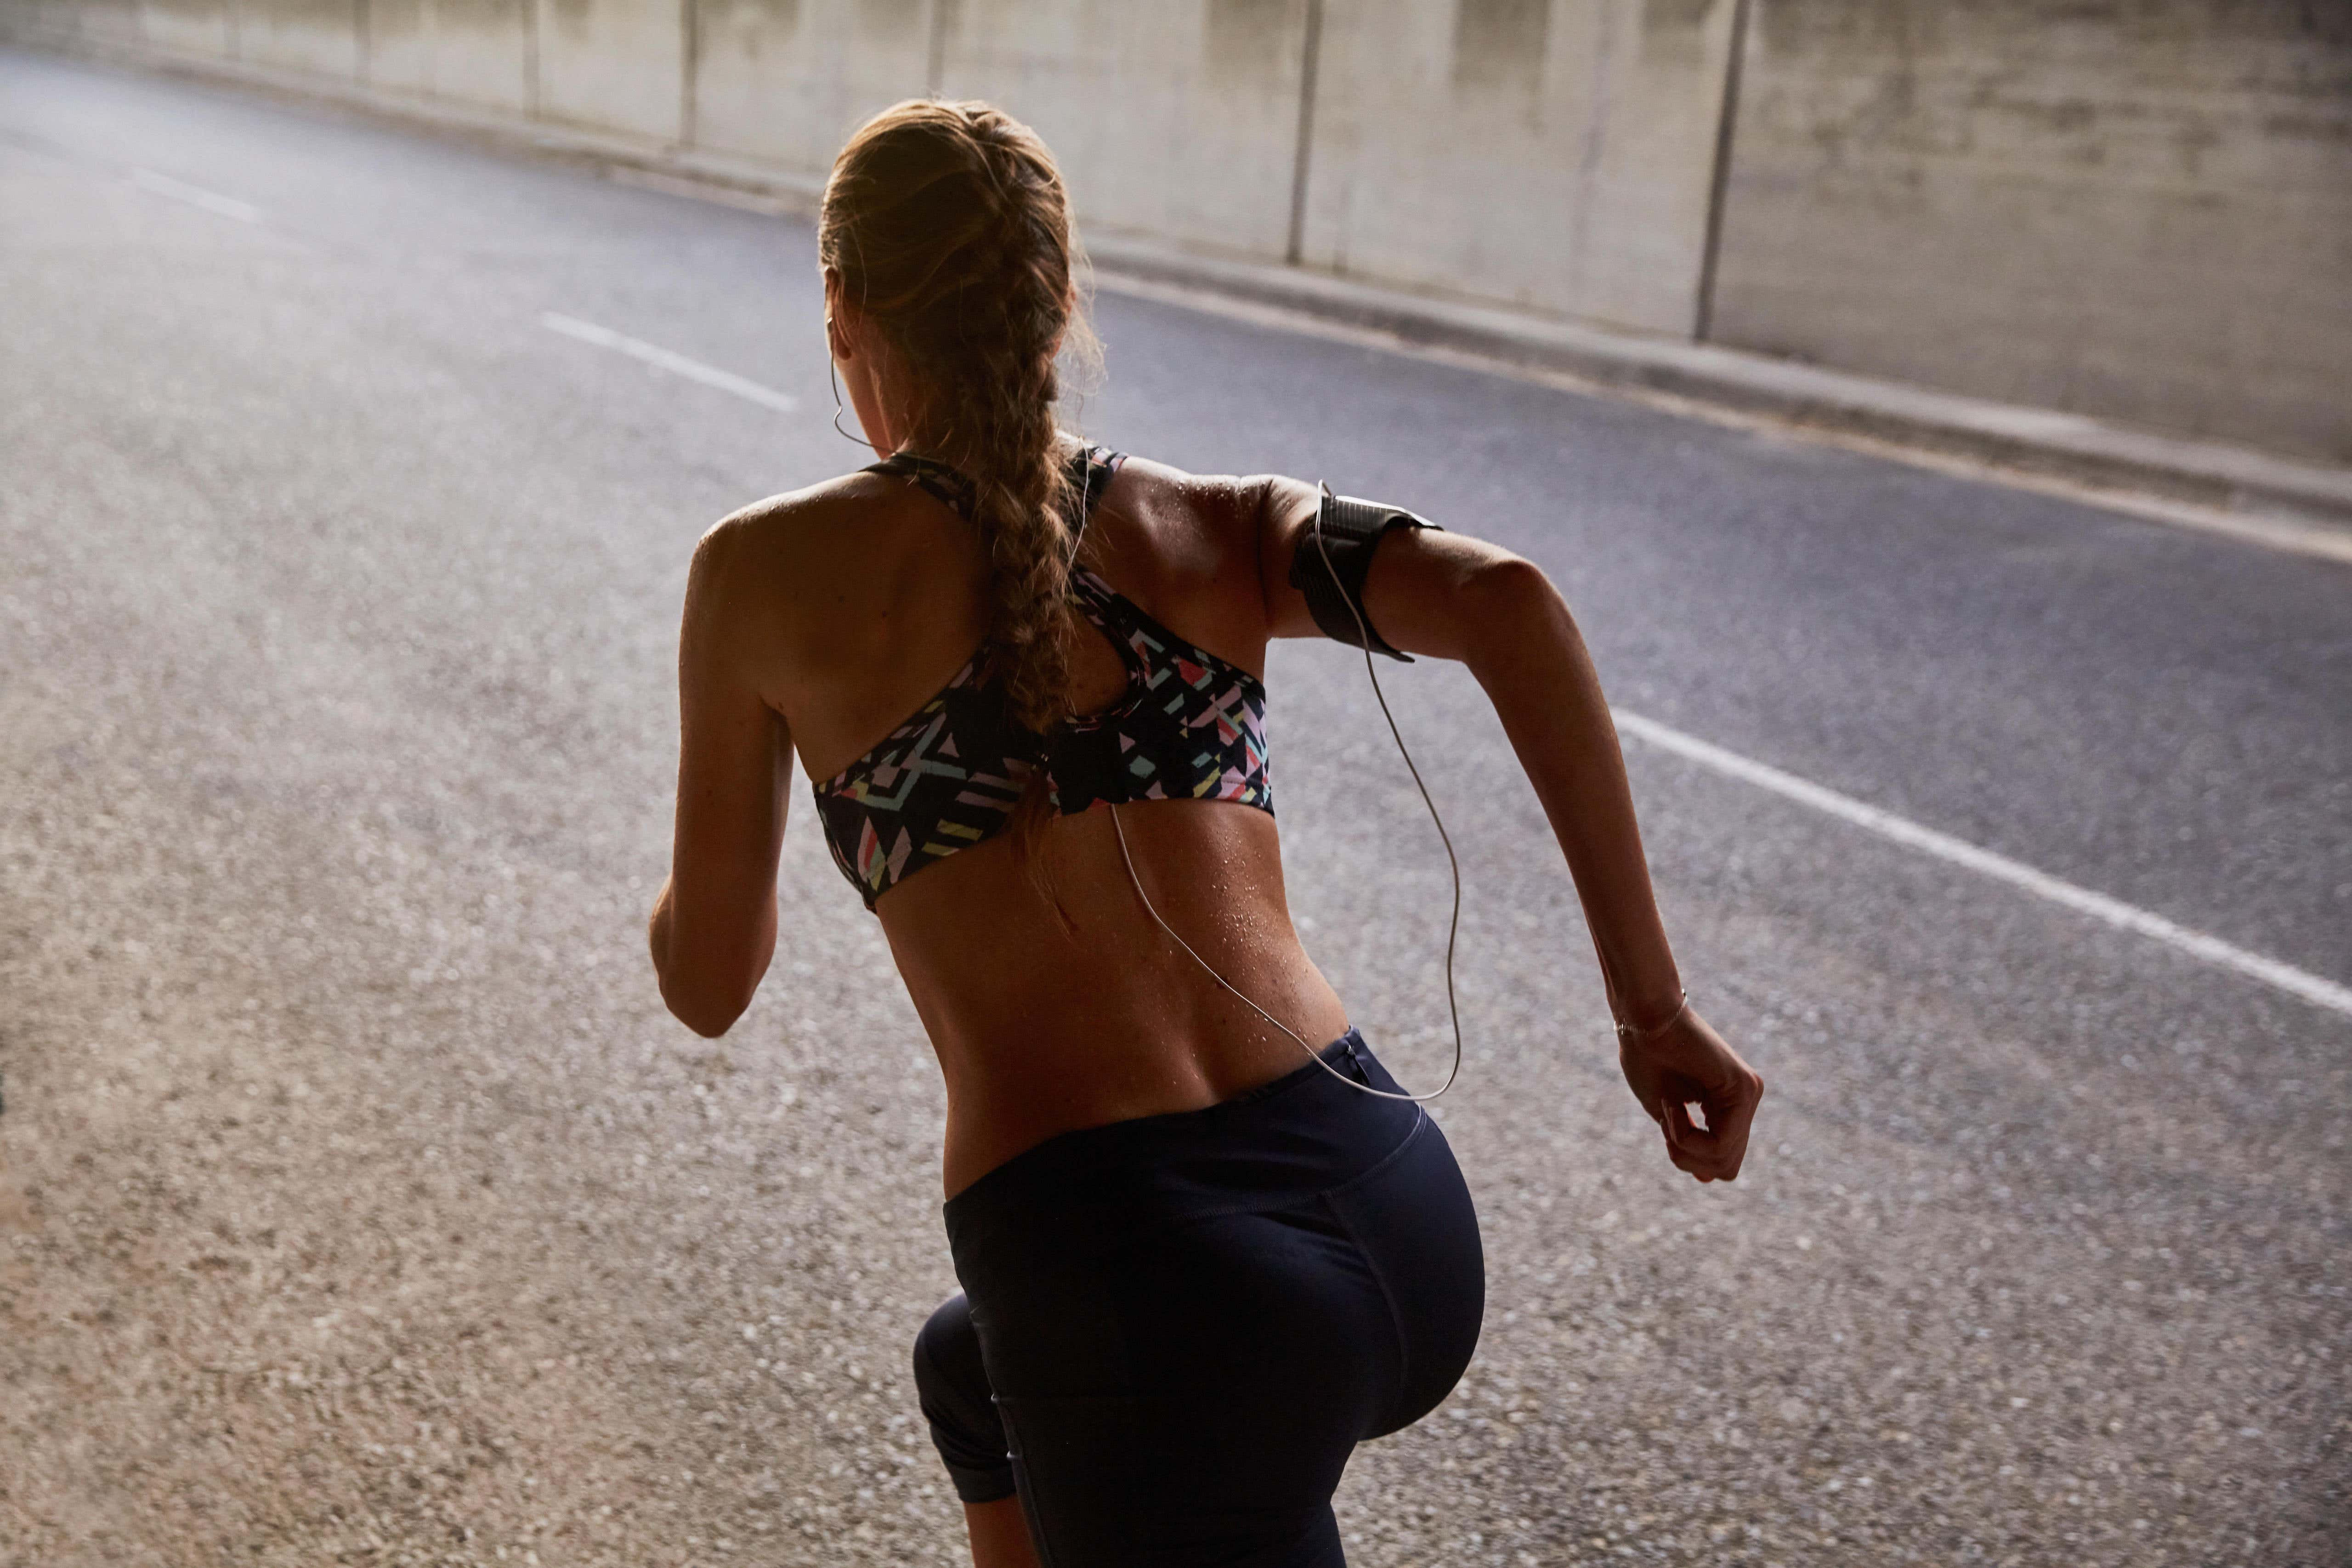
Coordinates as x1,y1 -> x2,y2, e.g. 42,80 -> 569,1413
649,517 -> 792,1038
1248,475 -> 1764,1182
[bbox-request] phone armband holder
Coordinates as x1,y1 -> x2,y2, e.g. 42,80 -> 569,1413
1289,490 -> 1443,662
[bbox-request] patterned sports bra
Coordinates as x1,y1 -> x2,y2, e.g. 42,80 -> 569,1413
811,444 -> 1274,911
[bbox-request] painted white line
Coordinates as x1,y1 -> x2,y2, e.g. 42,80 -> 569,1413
1611,708 -> 2352,1021
130,168 -> 261,224
541,312 -> 799,413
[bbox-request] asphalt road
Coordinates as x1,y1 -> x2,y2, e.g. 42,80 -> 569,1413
3,47 -> 2346,1568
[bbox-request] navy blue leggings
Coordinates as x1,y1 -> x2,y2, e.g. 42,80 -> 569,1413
911,1029 -> 1485,1567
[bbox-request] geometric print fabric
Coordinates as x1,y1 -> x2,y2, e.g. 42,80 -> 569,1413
812,445 -> 1275,911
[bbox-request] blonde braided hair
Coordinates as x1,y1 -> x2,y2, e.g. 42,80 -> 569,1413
819,99 -> 1098,736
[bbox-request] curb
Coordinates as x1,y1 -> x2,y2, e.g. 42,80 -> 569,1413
13,24 -> 2352,541
1079,237 -> 2352,535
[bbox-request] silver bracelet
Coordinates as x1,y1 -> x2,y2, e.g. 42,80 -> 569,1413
1613,991 -> 1690,1043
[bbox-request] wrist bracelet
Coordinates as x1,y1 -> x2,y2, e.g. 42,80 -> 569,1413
1613,991 -> 1690,1043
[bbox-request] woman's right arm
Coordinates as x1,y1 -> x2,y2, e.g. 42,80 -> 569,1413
649,515 -> 793,1039
1249,476 -> 1765,1182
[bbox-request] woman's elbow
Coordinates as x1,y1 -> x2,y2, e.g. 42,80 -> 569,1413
648,888 -> 774,1037
651,923 -> 765,1037
1460,553 -> 1572,665
659,970 -> 754,1038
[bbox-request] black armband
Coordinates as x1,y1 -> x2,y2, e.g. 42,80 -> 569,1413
1288,488 -> 1443,662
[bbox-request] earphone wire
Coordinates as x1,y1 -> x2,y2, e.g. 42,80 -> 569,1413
829,353 -> 870,450
1106,482 -> 1464,1104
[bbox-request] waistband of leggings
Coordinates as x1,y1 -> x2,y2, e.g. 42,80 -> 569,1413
941,1026 -> 1416,1235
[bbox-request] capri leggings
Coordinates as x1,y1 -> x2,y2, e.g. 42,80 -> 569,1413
911,1028 -> 1485,1567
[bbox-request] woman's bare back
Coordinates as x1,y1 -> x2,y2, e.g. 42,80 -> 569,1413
710,447 -> 1351,1194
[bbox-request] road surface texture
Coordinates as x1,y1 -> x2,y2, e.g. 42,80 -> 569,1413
3,48 -> 2346,1568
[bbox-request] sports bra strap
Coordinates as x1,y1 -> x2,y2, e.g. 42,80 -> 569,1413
861,449 -> 975,520
1067,444 -> 1120,560
863,443 -> 1119,557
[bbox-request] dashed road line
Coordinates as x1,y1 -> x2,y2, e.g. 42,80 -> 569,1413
130,167 -> 261,223
541,311 -> 799,413
1613,708 -> 2352,1020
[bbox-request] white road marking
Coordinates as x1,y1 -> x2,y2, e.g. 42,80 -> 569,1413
541,312 -> 799,413
130,168 -> 261,224
1611,708 -> 2352,1021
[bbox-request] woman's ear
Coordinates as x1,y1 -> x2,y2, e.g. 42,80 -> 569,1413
824,279 -> 866,365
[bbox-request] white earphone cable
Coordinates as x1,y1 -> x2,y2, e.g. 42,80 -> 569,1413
1107,483 -> 1463,1103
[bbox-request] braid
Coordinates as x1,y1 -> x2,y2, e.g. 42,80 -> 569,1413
819,100 -> 1103,900
929,131 -> 1081,731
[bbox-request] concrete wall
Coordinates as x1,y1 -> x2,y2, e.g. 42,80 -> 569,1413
368,0 -> 536,114
139,0 -> 229,57
1712,0 -> 2352,463
938,0 -> 1313,262
5,0 -> 2346,463
535,0 -> 684,139
1300,0 -> 1739,334
237,0 -> 358,75
62,0 -> 134,43
690,0 -> 930,175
